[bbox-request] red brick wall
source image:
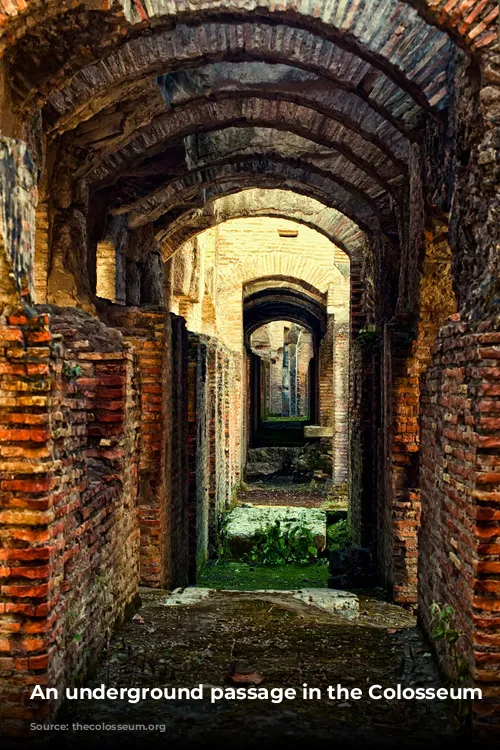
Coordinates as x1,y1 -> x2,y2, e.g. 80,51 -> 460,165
104,306 -> 189,589
419,312 -> 500,732
378,323 -> 421,606
188,333 -> 243,576
0,306 -> 140,732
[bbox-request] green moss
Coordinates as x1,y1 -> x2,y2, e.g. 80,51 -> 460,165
197,561 -> 329,590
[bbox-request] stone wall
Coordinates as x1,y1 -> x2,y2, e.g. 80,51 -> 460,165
0,306 -> 140,732
0,138 -> 37,307
378,323 -> 421,606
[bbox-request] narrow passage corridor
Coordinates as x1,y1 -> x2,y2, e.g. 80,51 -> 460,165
62,588 -> 454,749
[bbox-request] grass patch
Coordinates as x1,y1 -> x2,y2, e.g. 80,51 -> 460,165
197,561 -> 329,590
263,416 -> 309,422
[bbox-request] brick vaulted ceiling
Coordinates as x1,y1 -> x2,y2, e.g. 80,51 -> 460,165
157,189 -> 366,259
0,0 -> 497,255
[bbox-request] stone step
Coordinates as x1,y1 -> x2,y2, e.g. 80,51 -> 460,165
226,505 -> 326,558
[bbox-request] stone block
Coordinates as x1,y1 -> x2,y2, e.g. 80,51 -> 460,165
304,425 -> 333,438
225,506 -> 326,557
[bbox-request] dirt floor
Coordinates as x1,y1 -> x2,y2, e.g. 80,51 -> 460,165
55,587 -> 463,749
238,482 -> 329,508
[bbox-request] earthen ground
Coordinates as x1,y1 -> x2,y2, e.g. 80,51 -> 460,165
58,589 -> 458,749
239,483 -> 327,508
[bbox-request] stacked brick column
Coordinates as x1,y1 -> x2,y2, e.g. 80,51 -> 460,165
318,316 -> 334,432
105,306 -> 189,589
0,311 -> 58,731
0,307 -> 141,731
187,334 -> 210,581
188,333 -> 242,575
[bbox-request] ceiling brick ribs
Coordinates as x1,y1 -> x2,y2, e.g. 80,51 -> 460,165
74,62 -> 409,166
157,188 -> 367,260
45,22 -> 432,135
131,0 -> 497,53
184,127 -> 403,196
0,0 -> 496,58
84,98 -> 404,195
118,158 -> 383,234
159,64 -> 410,162
123,0 -> 455,106
408,0 -> 498,49
108,137 -> 396,223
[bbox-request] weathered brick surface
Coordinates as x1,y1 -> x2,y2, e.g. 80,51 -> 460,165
379,324 -> 421,605
0,0 -> 495,68
104,306 -> 190,589
419,313 -> 500,732
0,306 -> 140,731
188,332 -> 242,578
0,137 -> 36,306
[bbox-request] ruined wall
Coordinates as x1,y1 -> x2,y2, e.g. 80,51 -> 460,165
416,49 -> 499,716
0,307 -> 140,731
378,323 -> 421,605
103,306 -> 190,590
0,137 -> 37,307
419,312 -> 500,732
188,333 -> 242,575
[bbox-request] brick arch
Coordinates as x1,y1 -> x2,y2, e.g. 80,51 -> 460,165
111,146 -> 394,229
157,64 -> 410,162
119,157 -> 387,236
243,276 -> 328,306
74,65 -> 410,181
220,263 -> 334,311
181,127 -> 399,200
0,0 -> 495,62
157,188 -> 365,261
44,20 -> 436,138
87,97 -> 405,198
244,287 -> 327,340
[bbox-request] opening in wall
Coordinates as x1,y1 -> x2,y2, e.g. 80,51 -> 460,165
96,240 -> 117,302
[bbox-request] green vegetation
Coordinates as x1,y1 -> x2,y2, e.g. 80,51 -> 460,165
430,602 -> 468,679
197,560 -> 329,590
62,361 -> 83,381
430,601 -> 470,727
327,518 -> 350,550
214,510 -> 231,560
355,326 -> 380,347
244,519 -> 318,565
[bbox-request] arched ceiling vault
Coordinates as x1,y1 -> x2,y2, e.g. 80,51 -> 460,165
0,0 -> 496,61
157,188 -> 366,260
244,287 -> 328,340
74,70 -> 409,173
36,18 -> 448,132
116,158 -> 390,236
244,277 -> 327,307
103,138 -> 398,225
81,98 -> 405,186
2,0 -> 493,273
